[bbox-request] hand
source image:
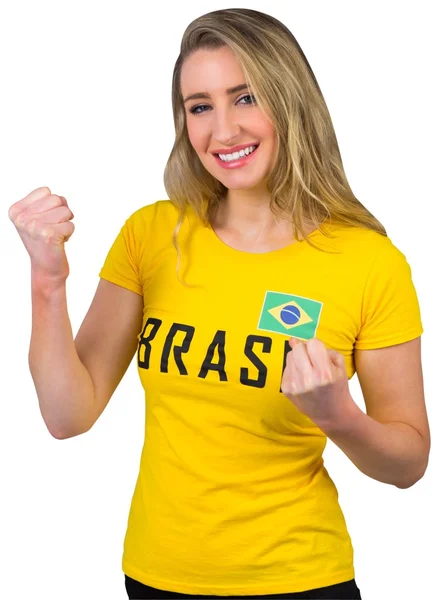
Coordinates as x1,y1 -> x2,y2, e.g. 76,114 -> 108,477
8,186 -> 75,282
281,336 -> 354,429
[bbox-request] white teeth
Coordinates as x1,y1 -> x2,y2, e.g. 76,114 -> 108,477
218,145 -> 257,162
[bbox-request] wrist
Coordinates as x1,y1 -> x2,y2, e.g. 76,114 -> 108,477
31,269 -> 67,295
315,395 -> 363,436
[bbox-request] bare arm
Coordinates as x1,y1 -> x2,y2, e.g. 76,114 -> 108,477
28,272 -> 95,439
321,339 -> 429,488
28,274 -> 143,439
10,187 -> 142,439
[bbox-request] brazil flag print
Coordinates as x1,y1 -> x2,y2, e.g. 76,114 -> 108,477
257,291 -> 323,339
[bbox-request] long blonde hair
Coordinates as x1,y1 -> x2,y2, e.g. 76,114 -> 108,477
163,8 -> 387,285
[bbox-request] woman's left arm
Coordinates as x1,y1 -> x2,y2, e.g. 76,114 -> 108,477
282,336 -> 430,489
326,336 -> 430,489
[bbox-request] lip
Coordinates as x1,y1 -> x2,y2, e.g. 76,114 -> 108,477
211,142 -> 259,155
213,143 -> 260,170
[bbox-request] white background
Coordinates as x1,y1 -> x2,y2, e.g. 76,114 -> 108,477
1,1 -> 437,599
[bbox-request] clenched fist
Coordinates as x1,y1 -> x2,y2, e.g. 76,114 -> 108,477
8,186 -> 75,282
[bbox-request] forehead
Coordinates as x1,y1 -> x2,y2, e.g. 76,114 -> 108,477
180,46 -> 245,94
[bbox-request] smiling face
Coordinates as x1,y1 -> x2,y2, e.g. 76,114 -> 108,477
180,46 -> 278,194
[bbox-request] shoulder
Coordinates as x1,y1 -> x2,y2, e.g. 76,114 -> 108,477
127,199 -> 177,221
326,223 -> 404,263
122,200 -> 184,235
333,226 -> 417,308
314,223 -> 414,288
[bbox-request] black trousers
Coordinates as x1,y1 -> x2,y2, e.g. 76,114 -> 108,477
124,575 -> 362,599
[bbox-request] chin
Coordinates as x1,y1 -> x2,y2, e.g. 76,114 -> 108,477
216,172 -> 269,190
222,181 -> 264,191
199,155 -> 270,190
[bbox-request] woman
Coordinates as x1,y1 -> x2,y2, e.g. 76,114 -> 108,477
10,7 -> 429,600
116,8 -> 428,598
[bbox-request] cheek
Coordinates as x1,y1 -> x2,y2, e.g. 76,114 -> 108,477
265,126 -> 278,156
187,128 -> 197,150
186,122 -> 206,153
262,122 -> 276,145
251,107 -> 274,133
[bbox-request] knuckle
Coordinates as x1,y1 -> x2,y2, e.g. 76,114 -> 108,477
310,338 -> 324,351
41,226 -> 53,242
16,211 -> 26,226
281,380 -> 291,395
304,376 -> 313,389
34,186 -> 51,196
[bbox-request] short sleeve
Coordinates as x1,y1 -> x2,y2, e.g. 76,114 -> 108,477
98,213 -> 143,296
355,239 -> 423,349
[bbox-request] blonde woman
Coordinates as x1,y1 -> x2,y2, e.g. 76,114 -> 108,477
10,8 -> 429,600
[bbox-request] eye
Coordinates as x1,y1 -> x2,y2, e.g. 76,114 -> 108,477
189,94 -> 257,115
189,104 -> 209,116
239,94 -> 257,106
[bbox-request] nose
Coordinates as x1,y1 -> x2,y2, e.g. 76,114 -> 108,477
211,106 -> 241,145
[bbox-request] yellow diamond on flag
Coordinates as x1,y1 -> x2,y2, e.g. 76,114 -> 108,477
268,300 -> 314,330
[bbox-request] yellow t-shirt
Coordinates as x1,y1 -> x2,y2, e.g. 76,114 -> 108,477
99,199 -> 423,596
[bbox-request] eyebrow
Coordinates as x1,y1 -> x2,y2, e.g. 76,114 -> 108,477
183,83 -> 250,104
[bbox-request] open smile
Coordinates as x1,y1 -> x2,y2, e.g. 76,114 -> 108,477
213,144 -> 260,169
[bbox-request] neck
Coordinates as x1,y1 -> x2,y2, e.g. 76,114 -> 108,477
213,191 -> 286,236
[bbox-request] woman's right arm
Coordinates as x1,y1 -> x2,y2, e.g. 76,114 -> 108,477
29,272 -> 96,439
11,186 -> 143,439
29,274 -> 143,440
